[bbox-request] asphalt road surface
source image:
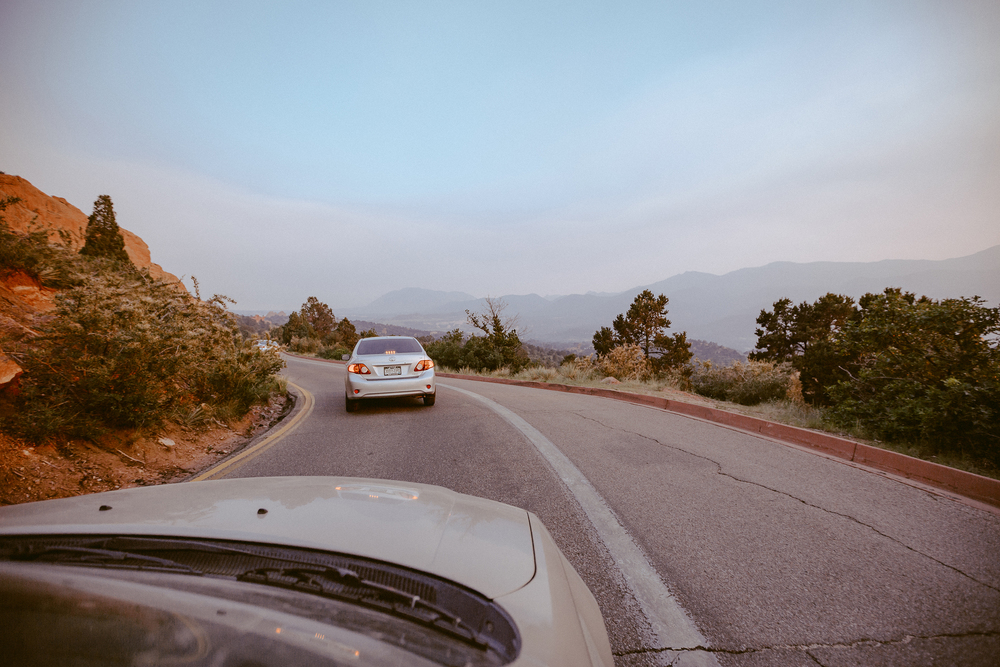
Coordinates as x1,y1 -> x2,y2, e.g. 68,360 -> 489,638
202,355 -> 1000,666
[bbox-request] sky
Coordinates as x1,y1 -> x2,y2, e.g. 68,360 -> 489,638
1,1 -> 998,312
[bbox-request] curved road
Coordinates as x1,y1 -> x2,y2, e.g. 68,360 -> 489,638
199,355 -> 1000,666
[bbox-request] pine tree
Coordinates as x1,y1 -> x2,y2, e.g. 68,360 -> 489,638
80,195 -> 132,265
593,290 -> 692,372
300,296 -> 336,338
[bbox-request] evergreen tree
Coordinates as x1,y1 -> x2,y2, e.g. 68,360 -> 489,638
300,296 -> 335,338
751,293 -> 857,403
593,290 -> 691,371
278,311 -> 315,344
334,317 -> 359,349
465,297 -> 529,372
80,195 -> 132,265
617,290 -> 670,358
592,326 -> 615,356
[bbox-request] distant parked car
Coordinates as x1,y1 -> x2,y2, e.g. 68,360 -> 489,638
254,340 -> 280,351
344,336 -> 436,412
0,476 -> 614,666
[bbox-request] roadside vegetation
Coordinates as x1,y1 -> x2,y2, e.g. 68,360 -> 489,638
270,296 -> 375,360
750,289 -> 1000,476
431,288 -> 1000,480
421,297 -> 530,373
0,194 -> 285,444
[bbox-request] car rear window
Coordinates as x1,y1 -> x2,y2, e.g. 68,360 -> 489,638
357,338 -> 423,355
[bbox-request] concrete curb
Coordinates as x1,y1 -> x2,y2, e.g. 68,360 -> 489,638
437,372 -> 1000,509
280,354 -> 999,508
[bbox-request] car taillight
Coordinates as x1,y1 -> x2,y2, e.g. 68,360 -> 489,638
348,363 -> 370,375
414,359 -> 435,372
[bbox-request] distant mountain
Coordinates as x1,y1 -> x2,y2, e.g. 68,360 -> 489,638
364,288 -> 477,314
343,246 -> 1000,352
351,320 -> 438,338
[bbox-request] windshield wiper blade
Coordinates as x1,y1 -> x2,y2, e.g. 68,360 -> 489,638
13,545 -> 203,574
237,565 -> 488,648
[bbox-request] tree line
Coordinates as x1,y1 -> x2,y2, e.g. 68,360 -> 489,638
751,288 -> 999,467
421,297 -> 531,373
585,284 -> 998,469
270,296 -> 376,359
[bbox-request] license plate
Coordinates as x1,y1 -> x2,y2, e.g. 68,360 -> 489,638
384,366 -> 401,376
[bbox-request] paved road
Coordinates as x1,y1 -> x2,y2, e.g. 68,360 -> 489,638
209,355 -> 1000,666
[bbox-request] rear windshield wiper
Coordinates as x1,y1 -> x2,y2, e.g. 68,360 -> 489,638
10,545 -> 203,575
237,564 -> 489,649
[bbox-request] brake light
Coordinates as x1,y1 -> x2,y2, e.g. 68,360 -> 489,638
348,363 -> 371,375
414,359 -> 435,372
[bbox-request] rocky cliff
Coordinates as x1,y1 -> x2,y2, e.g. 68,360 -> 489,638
0,174 -> 184,287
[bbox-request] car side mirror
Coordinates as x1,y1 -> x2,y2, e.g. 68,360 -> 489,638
342,354 -> 350,361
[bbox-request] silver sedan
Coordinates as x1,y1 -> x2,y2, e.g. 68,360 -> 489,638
344,336 -> 436,412
0,476 -> 615,666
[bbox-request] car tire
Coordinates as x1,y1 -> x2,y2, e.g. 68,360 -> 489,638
424,394 -> 436,406
345,397 -> 358,413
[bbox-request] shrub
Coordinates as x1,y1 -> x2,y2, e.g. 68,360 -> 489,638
3,269 -> 283,441
318,345 -> 350,360
556,355 -> 599,382
424,329 -> 466,370
0,213 -> 83,288
750,293 -> 857,404
423,326 -> 530,374
464,298 -> 530,373
596,344 -> 650,381
690,360 -> 797,405
288,335 -> 321,354
512,366 -> 559,383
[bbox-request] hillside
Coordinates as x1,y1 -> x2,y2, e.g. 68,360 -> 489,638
1,175 -> 286,506
0,174 -> 184,287
1,174 -> 188,392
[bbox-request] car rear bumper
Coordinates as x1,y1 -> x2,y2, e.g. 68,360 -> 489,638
345,372 -> 436,400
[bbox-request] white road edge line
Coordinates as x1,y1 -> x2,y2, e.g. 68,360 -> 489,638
440,383 -> 718,664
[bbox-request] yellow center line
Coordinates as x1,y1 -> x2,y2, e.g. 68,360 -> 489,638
189,381 -> 315,482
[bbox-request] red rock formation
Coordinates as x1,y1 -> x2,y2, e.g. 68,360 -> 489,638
0,349 -> 22,391
0,174 -> 185,288
0,271 -> 50,393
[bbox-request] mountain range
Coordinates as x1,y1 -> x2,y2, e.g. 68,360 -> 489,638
342,246 -> 1000,352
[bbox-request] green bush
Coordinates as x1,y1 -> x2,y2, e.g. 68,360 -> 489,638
318,345 -> 350,360
464,298 -> 530,373
424,325 -> 531,374
3,267 -> 283,442
423,329 -> 466,370
750,293 -> 857,404
690,360 -> 797,405
825,290 -> 1000,467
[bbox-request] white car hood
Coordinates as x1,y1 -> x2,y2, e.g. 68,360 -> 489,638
0,477 -> 536,599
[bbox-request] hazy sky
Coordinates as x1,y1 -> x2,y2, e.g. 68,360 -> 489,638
2,1 -> 998,311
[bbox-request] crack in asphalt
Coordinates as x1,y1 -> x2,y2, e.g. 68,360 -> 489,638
613,630 -> 1000,658
573,411 -> 1000,595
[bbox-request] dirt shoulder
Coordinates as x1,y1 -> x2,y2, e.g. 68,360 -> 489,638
0,393 -> 290,506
